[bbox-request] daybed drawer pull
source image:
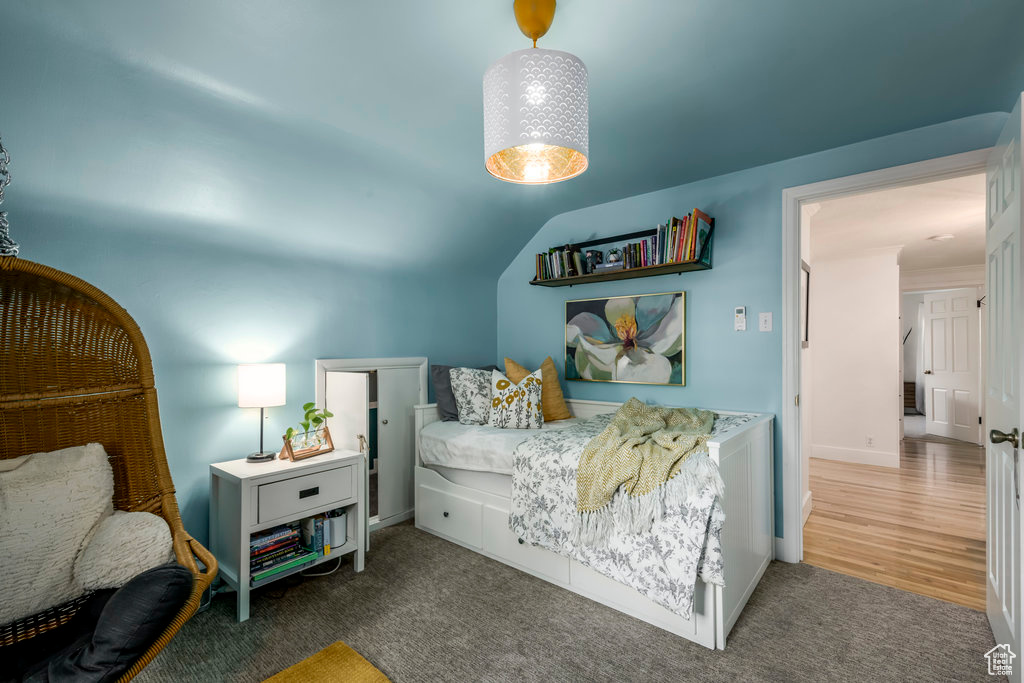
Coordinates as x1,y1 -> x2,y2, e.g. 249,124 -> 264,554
299,486 -> 319,499
443,511 -> 450,517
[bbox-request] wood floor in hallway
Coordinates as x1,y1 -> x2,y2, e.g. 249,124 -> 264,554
802,431 -> 986,610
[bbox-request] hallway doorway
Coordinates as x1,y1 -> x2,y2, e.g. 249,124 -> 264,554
798,171 -> 988,609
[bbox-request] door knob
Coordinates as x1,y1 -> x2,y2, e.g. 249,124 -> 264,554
381,419 -> 389,425
924,370 -> 933,374
990,428 -> 1019,448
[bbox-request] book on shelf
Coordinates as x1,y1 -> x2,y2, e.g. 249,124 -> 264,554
250,525 -> 298,549
250,550 -> 318,584
531,210 -> 713,282
250,545 -> 302,572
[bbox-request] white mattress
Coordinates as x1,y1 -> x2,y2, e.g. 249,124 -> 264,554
418,418 -> 583,475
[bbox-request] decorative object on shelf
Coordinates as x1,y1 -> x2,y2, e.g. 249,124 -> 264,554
0,135 -> 18,257
237,363 -> 286,463
483,0 -> 588,184
565,291 -> 685,385
532,212 -> 714,287
281,402 -> 336,461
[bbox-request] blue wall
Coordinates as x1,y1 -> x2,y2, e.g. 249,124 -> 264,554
497,112 -> 1007,537
14,205 -> 497,545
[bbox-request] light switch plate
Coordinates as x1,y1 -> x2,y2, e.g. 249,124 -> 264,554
758,312 -> 773,332
734,306 -> 746,331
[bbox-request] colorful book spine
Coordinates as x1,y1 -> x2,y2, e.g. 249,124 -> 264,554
251,550 -> 317,583
251,548 -> 302,571
250,527 -> 298,549
251,536 -> 298,556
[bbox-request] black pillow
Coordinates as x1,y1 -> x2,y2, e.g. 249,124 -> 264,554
20,564 -> 193,683
431,364 -> 498,421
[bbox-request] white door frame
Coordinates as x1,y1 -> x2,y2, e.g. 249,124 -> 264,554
779,148 -> 991,562
315,356 -> 428,409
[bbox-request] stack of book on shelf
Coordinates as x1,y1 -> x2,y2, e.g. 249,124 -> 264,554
249,523 -> 317,585
532,208 -> 714,282
299,511 -> 346,557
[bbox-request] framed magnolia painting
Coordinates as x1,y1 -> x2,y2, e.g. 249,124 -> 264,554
565,291 -> 685,385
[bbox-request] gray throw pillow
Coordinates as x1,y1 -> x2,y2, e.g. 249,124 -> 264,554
431,364 -> 497,421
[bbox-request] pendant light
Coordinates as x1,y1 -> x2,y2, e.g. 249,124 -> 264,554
483,0 -> 589,184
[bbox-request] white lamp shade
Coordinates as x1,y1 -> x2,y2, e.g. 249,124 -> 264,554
483,48 -> 589,184
237,363 -> 286,408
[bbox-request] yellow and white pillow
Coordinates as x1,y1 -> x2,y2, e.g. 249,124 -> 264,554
488,369 -> 543,429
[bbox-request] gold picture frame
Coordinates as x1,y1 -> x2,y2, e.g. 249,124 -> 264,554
565,291 -> 685,386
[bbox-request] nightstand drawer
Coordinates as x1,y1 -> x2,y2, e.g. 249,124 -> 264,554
257,465 -> 354,523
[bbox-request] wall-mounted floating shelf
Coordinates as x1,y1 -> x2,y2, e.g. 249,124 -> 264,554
529,218 -> 714,288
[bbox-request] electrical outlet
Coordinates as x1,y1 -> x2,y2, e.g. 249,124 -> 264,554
758,312 -> 773,332
865,436 -> 874,448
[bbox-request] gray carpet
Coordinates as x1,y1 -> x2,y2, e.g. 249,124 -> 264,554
138,523 -> 997,682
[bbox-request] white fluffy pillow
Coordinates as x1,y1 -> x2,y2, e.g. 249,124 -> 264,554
75,511 -> 174,590
0,443 -> 113,624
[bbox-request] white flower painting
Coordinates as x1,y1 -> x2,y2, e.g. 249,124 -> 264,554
565,291 -> 685,385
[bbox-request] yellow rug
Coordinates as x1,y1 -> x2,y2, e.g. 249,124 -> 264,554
264,641 -> 390,682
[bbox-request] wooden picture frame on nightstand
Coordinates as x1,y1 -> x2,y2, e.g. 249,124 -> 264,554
280,425 -> 335,461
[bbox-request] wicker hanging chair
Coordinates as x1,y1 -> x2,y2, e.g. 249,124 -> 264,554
0,257 -> 217,680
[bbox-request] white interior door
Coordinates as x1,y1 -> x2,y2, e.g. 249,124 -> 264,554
376,366 -> 421,522
324,371 -> 369,452
324,371 -> 371,550
986,93 -> 1023,678
923,288 -> 981,443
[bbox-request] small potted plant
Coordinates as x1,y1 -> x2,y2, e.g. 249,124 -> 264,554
281,402 -> 335,461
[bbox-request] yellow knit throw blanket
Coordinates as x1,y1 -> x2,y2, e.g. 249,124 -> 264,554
575,398 -> 717,544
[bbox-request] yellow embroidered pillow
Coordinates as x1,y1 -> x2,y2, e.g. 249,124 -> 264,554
488,369 -> 543,429
504,356 -> 572,422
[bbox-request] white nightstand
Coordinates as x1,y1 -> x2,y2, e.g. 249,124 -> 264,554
209,449 -> 366,622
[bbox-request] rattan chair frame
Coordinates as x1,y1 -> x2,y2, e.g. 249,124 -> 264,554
0,257 -> 217,681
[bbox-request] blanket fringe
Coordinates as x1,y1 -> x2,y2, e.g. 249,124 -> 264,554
573,453 -> 723,547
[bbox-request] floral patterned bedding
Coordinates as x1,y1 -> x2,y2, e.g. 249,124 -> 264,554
509,411 -> 756,620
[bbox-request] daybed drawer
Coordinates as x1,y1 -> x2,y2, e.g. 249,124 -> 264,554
482,505 -> 570,583
417,485 -> 482,548
257,465 -> 354,524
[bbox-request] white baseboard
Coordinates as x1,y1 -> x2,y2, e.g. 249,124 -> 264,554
802,490 -> 812,526
811,444 -> 899,468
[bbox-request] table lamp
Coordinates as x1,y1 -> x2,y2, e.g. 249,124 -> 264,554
238,363 -> 286,463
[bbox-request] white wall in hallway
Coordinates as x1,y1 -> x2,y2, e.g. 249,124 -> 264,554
810,247 -> 902,467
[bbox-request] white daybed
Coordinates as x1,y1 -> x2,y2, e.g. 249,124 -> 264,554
413,398 -> 774,650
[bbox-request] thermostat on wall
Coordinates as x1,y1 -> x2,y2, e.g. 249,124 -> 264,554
734,306 -> 747,331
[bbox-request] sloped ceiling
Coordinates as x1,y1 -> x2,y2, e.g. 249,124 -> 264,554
2,1 -> 1023,272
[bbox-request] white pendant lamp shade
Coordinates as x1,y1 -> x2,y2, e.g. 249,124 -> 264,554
237,363 -> 286,408
483,48 -> 589,184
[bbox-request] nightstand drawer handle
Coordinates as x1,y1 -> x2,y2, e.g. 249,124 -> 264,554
299,486 -> 319,499
443,511 -> 449,518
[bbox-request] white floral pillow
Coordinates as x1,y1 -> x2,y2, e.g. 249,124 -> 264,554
449,367 -> 493,425
488,369 -> 543,429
